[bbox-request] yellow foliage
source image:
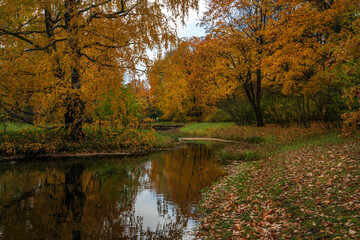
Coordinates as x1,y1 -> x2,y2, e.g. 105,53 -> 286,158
0,0 -> 198,151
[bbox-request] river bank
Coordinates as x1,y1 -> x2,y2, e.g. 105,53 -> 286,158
184,123 -> 360,239
0,122 -> 177,161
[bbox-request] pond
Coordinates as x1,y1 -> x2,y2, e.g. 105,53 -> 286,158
0,144 -> 224,239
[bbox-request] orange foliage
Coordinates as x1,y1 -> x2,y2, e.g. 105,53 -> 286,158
148,38 -> 213,121
0,0 -> 198,148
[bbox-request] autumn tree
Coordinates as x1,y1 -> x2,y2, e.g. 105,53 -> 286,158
148,38 -> 211,122
190,35 -> 254,125
200,0 -> 282,126
264,0 -> 360,128
0,0 -> 198,141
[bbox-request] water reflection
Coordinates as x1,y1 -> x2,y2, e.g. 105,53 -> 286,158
0,145 -> 223,239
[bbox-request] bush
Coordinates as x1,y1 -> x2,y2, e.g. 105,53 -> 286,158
185,116 -> 198,123
204,108 -> 232,123
172,114 -> 186,123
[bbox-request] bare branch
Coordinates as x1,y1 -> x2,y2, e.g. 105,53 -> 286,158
25,39 -> 67,52
79,53 -> 116,68
14,25 -> 65,35
0,28 -> 36,46
77,0 -> 112,15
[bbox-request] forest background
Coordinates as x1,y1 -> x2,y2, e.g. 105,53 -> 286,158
0,0 -> 359,156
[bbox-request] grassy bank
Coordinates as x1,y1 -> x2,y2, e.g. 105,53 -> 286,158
189,123 -> 360,239
0,122 -> 175,159
181,122 -> 338,162
181,122 -> 328,143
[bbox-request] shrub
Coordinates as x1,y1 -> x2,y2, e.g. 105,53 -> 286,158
245,136 -> 263,144
204,108 -> 232,123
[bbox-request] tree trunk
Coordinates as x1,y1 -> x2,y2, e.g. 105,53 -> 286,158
64,0 -> 84,141
243,69 -> 264,127
254,105 -> 264,127
65,162 -> 85,240
255,68 -> 264,127
65,82 -> 84,141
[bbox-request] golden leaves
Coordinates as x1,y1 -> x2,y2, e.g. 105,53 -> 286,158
0,0 -> 199,146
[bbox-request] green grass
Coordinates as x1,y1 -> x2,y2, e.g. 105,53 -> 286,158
180,122 -> 235,135
245,136 -> 263,144
279,131 -> 344,152
152,132 -> 176,148
1,122 -> 40,132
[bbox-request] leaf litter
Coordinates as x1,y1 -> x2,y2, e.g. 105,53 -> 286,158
197,141 -> 360,239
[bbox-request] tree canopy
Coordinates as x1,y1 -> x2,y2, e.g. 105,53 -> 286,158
148,0 -> 360,134
0,0 -> 198,141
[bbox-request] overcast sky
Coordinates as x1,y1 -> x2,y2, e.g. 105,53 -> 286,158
144,0 -> 206,61
177,0 -> 207,38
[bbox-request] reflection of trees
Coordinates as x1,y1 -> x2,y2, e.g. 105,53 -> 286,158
0,158 -> 146,239
0,148 -> 223,239
148,145 -> 224,215
65,163 -> 85,240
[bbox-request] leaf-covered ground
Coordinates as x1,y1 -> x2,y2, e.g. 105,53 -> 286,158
197,141 -> 360,239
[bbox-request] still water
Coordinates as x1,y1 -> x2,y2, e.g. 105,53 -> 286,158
0,144 -> 223,239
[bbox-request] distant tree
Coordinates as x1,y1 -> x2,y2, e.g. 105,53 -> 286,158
148,39 -> 211,122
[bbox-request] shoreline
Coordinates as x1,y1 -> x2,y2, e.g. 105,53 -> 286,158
0,136 -> 244,163
0,146 -> 182,163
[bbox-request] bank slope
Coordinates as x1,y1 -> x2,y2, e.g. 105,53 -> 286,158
198,141 -> 360,239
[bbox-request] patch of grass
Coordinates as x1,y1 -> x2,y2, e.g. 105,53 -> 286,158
241,150 -> 261,161
0,122 -> 40,132
180,122 -> 235,136
151,132 -> 176,148
279,131 -> 343,152
216,149 -> 242,161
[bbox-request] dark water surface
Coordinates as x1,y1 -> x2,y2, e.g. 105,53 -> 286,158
0,144 -> 223,239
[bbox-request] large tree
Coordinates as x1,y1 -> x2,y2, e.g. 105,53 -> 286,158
0,0 -> 198,140
200,0 -> 280,126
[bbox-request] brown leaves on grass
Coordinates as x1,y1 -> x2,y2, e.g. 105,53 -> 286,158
197,141 -> 360,239
193,124 -> 326,145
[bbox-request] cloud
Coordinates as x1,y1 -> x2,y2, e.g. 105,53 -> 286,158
177,0 -> 207,38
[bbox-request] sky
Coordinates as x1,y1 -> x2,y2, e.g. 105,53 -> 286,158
137,0 -> 207,79
177,0 -> 207,38
145,0 -> 207,59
